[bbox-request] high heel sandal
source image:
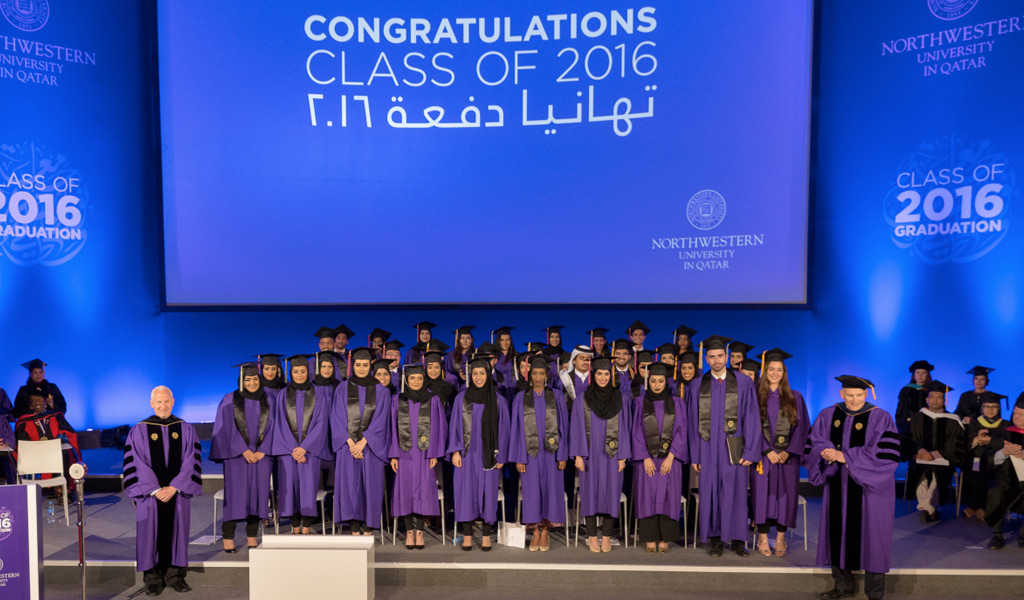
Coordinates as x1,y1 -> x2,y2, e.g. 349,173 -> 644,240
415,531 -> 425,550
757,535 -> 772,557
774,539 -> 787,557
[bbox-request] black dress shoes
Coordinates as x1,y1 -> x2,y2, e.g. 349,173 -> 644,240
170,581 -> 192,593
988,535 -> 1005,550
144,584 -> 163,596
708,541 -> 724,557
819,589 -> 855,600
732,541 -> 749,557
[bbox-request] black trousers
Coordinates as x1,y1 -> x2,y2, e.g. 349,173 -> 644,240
637,515 -> 679,543
459,521 -> 493,537
146,496 -> 186,586
584,515 -> 616,537
291,514 -> 316,528
831,567 -> 885,600
404,514 -> 426,532
222,515 -> 260,539
348,519 -> 372,533
144,566 -> 186,587
755,518 -> 788,534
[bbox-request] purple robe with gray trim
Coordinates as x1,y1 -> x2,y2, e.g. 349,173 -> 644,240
331,382 -> 391,527
388,393 -> 447,517
123,415 -> 202,572
569,388 -> 632,517
750,390 -> 810,528
446,391 -> 509,524
209,391 -> 275,521
631,394 -> 688,519
269,385 -> 332,518
809,403 -> 899,573
685,370 -> 761,543
508,388 -> 569,524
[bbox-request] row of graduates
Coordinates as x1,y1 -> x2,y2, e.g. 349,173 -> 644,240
207,337 -> 897,579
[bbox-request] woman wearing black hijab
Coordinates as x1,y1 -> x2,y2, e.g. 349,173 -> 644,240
447,358 -> 509,551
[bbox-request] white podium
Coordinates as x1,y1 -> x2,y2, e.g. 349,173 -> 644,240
249,535 -> 375,600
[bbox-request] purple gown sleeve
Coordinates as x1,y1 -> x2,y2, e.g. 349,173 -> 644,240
507,391 -> 528,464
0,388 -> 12,422
428,396 -> 448,460
496,395 -> 510,465
303,387 -> 334,461
363,385 -> 391,461
739,379 -> 762,464
330,384 -> 349,453
568,391 -> 588,459
123,424 -> 160,498
808,407 -> 840,486
620,395 -> 634,461
670,396 -> 688,462
209,393 -> 245,461
844,409 -> 899,494
169,423 -> 203,497
555,390 -> 570,462
446,392 -> 467,459
630,397 -> 648,460
685,384 -> 701,466
387,399 -> 401,460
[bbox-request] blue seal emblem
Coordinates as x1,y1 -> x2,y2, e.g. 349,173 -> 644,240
0,0 -> 49,32
927,0 -> 979,21
686,190 -> 727,230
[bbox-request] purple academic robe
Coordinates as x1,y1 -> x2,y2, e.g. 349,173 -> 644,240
209,392 -> 275,521
307,356 -> 340,382
809,403 -> 899,573
570,390 -> 632,517
388,394 -> 447,517
493,353 -> 517,389
123,416 -> 203,572
0,388 -> 12,422
508,388 -> 570,524
685,371 -> 761,543
269,385 -> 333,517
446,391 -> 510,524
631,395 -> 688,519
331,382 -> 392,527
750,390 -> 811,528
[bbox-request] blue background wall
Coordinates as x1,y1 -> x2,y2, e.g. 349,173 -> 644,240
1,1 -> 1020,429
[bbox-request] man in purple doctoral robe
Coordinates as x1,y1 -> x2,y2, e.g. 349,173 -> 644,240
809,375 -> 899,600
210,364 -> 275,552
332,347 -> 392,534
570,357 -> 632,552
123,386 -> 202,596
269,356 -> 332,534
631,363 -> 688,552
388,365 -> 447,548
685,336 -> 761,557
751,348 -> 811,556
508,355 -> 569,551
447,359 -> 509,551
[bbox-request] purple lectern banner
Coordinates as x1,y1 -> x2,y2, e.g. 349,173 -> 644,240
0,485 -> 39,598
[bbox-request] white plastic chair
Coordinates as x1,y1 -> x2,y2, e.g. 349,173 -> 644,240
17,439 -> 69,525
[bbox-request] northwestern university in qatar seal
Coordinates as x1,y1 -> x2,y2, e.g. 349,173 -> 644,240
686,189 -> 727,231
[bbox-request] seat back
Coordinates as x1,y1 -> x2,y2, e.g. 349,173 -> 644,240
17,439 -> 64,476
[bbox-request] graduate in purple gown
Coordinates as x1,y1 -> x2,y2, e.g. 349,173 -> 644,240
210,364 -> 275,553
445,326 -> 476,384
809,375 -> 899,600
384,340 -> 405,381
570,357 -> 632,553
492,326 -> 518,386
256,354 -> 287,396
0,406 -> 13,484
123,386 -> 202,596
307,327 -> 341,381
611,339 -> 635,396
389,364 -> 447,549
368,327 -> 391,356
332,347 -> 392,534
655,343 -> 681,395
629,351 -> 655,402
728,341 -> 755,371
632,363 -> 688,553
312,352 -> 342,392
0,386 -> 12,422
508,355 -> 568,552
673,324 -> 698,354
405,321 -> 438,365
626,320 -> 650,353
750,349 -> 810,557
677,351 -> 699,391
333,324 -> 355,364
425,350 -> 458,417
447,358 -> 509,551
558,345 -> 592,410
686,335 -> 761,557
587,328 -> 610,358
269,355 -> 333,534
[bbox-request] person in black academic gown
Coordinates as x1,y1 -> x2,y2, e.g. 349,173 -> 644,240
13,358 -> 67,418
895,360 -> 933,436
961,392 -> 1008,518
15,391 -> 80,492
906,381 -> 965,522
983,396 -> 1024,549
955,366 -> 1002,424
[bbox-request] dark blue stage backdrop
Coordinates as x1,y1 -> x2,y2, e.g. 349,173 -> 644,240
0,0 -> 1021,431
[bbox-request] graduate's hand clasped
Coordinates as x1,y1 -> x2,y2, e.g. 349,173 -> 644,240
452,451 -> 462,468
659,453 -> 674,475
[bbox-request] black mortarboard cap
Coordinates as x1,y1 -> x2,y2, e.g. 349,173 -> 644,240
678,351 -> 699,366
544,325 -> 566,334
454,325 -> 476,336
371,358 -> 391,372
635,350 -> 654,364
626,320 -> 650,335
908,360 -> 934,373
492,326 -> 515,336
647,363 -> 671,378
384,340 -> 406,352
349,347 -> 375,362
21,358 -> 46,371
231,362 -> 260,377
587,328 -> 609,338
966,366 -> 994,376
334,324 -> 355,338
700,335 -> 733,352
761,348 -> 793,363
404,364 -> 426,377
529,355 -> 554,371
741,358 -> 761,372
673,324 -> 698,338
730,340 -> 755,355
591,357 -> 613,372
979,391 -> 1006,405
525,342 -> 546,353
656,342 -> 679,356
1016,393 -> 1024,411
610,338 -> 633,352
414,321 -> 438,331
424,350 -> 445,365
368,328 -> 391,342
255,353 -> 284,367
925,380 -> 952,394
835,375 -> 874,390
286,354 -> 311,368
314,326 -> 336,339
424,340 -> 450,353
